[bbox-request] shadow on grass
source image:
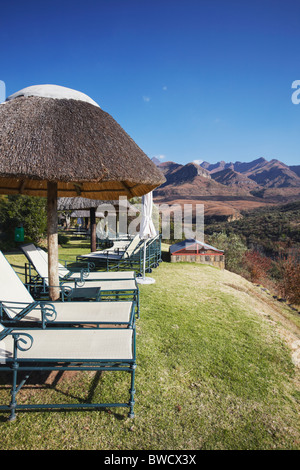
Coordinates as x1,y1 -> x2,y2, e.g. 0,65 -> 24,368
0,368 -> 126,421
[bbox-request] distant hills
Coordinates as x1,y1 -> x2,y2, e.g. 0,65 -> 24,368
202,157 -> 300,188
153,157 -> 300,218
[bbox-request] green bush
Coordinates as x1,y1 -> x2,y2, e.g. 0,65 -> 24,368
207,231 -> 248,274
0,195 -> 47,245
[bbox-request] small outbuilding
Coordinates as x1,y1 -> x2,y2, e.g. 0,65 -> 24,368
169,239 -> 225,269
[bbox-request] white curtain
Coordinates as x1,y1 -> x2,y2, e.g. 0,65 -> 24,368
138,191 -> 156,283
140,192 -> 156,239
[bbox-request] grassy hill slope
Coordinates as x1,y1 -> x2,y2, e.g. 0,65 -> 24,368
0,252 -> 299,450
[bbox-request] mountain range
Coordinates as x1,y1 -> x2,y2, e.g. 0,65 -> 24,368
152,157 -> 300,218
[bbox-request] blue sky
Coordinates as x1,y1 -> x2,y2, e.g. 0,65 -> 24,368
1,0 -> 300,166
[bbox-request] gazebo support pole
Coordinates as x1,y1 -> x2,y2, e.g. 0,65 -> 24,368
47,182 -> 60,301
90,207 -> 96,252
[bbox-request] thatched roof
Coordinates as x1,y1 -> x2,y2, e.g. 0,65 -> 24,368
58,196 -> 136,213
58,197 -> 118,210
0,87 -> 165,199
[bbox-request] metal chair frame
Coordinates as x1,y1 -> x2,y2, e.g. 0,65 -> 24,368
0,326 -> 136,421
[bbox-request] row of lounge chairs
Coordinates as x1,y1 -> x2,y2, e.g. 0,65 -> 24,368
20,235 -> 161,300
77,234 -> 162,274
0,232 -> 163,421
20,243 -> 140,310
0,248 -> 139,421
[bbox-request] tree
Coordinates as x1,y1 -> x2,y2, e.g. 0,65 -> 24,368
243,250 -> 272,283
207,231 -> 248,273
278,255 -> 300,304
0,195 -> 47,245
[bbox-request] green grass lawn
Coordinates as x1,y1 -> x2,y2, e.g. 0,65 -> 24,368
0,242 -> 299,450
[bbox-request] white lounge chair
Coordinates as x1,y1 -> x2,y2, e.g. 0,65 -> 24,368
76,234 -> 146,273
21,243 -> 136,281
0,252 -> 135,328
20,244 -> 139,307
98,238 -> 133,254
77,234 -> 141,262
0,322 -> 136,420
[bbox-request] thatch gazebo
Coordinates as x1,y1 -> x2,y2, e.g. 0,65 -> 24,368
58,196 -> 137,251
0,84 -> 165,299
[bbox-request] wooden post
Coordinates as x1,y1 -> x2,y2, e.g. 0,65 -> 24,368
47,181 -> 60,301
90,207 -> 96,252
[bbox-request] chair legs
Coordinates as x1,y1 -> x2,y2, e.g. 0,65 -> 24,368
128,364 -> 136,418
8,363 -> 19,422
3,361 -> 137,421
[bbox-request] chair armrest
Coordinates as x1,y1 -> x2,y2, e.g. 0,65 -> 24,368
0,300 -> 57,327
0,300 -> 40,322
